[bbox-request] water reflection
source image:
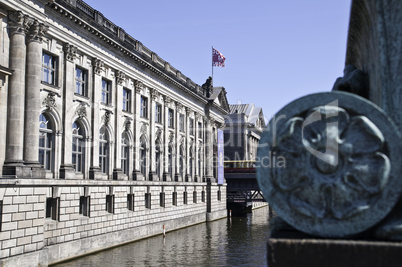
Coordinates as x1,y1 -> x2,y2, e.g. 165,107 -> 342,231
53,206 -> 270,267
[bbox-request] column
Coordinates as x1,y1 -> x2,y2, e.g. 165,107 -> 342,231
185,107 -> 191,182
22,19 -> 48,178
89,58 -> 104,179
162,95 -> 171,181
174,101 -> 181,182
194,113 -> 200,182
132,80 -> 144,180
204,119 -> 215,183
3,11 -> 29,176
149,88 -> 158,181
59,43 -> 77,179
113,70 -> 125,180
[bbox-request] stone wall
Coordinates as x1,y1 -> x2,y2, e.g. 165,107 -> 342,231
0,180 -> 226,265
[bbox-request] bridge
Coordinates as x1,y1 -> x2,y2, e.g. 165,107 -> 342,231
224,160 -> 266,211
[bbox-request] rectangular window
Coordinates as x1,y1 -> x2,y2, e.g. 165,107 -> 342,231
168,109 -> 174,128
183,191 -> 187,205
127,194 -> 134,211
193,191 -> 197,203
46,197 -> 60,221
198,122 -> 202,138
140,96 -> 148,118
202,191 -> 205,203
218,190 -> 221,201
75,67 -> 87,96
145,193 -> 151,209
155,103 -> 162,123
172,192 -> 177,206
160,192 -> 165,208
106,194 -> 115,214
123,88 -> 131,112
179,114 -> 185,132
79,196 -> 90,217
189,118 -> 194,136
42,52 -> 57,86
101,79 -> 111,104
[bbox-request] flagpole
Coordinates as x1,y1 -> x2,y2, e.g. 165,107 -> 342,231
211,46 -> 214,87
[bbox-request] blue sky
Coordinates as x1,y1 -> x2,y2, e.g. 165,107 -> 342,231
84,0 -> 352,119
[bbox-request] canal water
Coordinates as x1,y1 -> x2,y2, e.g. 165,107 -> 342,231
52,206 -> 271,267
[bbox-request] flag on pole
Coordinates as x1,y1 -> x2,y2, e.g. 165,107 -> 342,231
212,48 -> 226,67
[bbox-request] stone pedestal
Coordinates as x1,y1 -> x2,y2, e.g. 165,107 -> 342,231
148,172 -> 159,181
162,172 -> 171,182
112,169 -> 126,180
132,170 -> 144,181
59,165 -> 75,179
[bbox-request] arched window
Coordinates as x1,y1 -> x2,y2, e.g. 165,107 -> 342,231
140,136 -> 147,178
155,141 -> 161,178
99,126 -> 109,174
39,113 -> 54,170
168,144 -> 173,178
189,147 -> 193,179
179,144 -> 184,179
121,131 -> 130,176
72,121 -> 85,173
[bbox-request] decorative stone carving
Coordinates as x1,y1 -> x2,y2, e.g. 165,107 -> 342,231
93,58 -> 104,75
75,102 -> 87,118
134,80 -> 143,93
150,88 -> 158,101
123,118 -> 132,131
256,91 -> 402,238
163,95 -> 171,107
195,113 -> 201,121
176,102 -> 183,112
28,19 -> 48,43
8,11 -> 30,36
42,92 -> 57,109
140,123 -> 148,135
116,70 -> 125,85
64,43 -> 77,62
102,110 -> 112,125
185,107 -> 191,116
169,132 -> 174,143
156,128 -> 162,140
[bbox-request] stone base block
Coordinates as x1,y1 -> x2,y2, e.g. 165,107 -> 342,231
59,165 -> 76,179
174,174 -> 181,182
89,167 -> 105,180
113,169 -> 127,180
162,172 -> 171,182
132,170 -> 144,181
2,162 -> 45,178
268,237 -> 402,267
148,172 -> 159,181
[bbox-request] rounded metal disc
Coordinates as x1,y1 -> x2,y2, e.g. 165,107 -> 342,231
256,91 -> 402,237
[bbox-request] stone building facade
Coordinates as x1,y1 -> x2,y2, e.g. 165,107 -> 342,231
0,0 -> 228,265
224,104 -> 265,164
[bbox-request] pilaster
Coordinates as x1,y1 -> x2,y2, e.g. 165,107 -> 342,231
59,43 -> 77,179
89,58 -> 104,179
132,80 -> 144,181
148,88 -> 158,181
112,70 -> 125,180
162,95 -> 171,181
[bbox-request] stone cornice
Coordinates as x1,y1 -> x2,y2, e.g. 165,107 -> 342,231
48,0 -> 209,105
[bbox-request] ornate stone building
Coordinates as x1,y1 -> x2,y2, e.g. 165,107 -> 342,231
224,103 -> 266,163
0,0 -> 228,265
